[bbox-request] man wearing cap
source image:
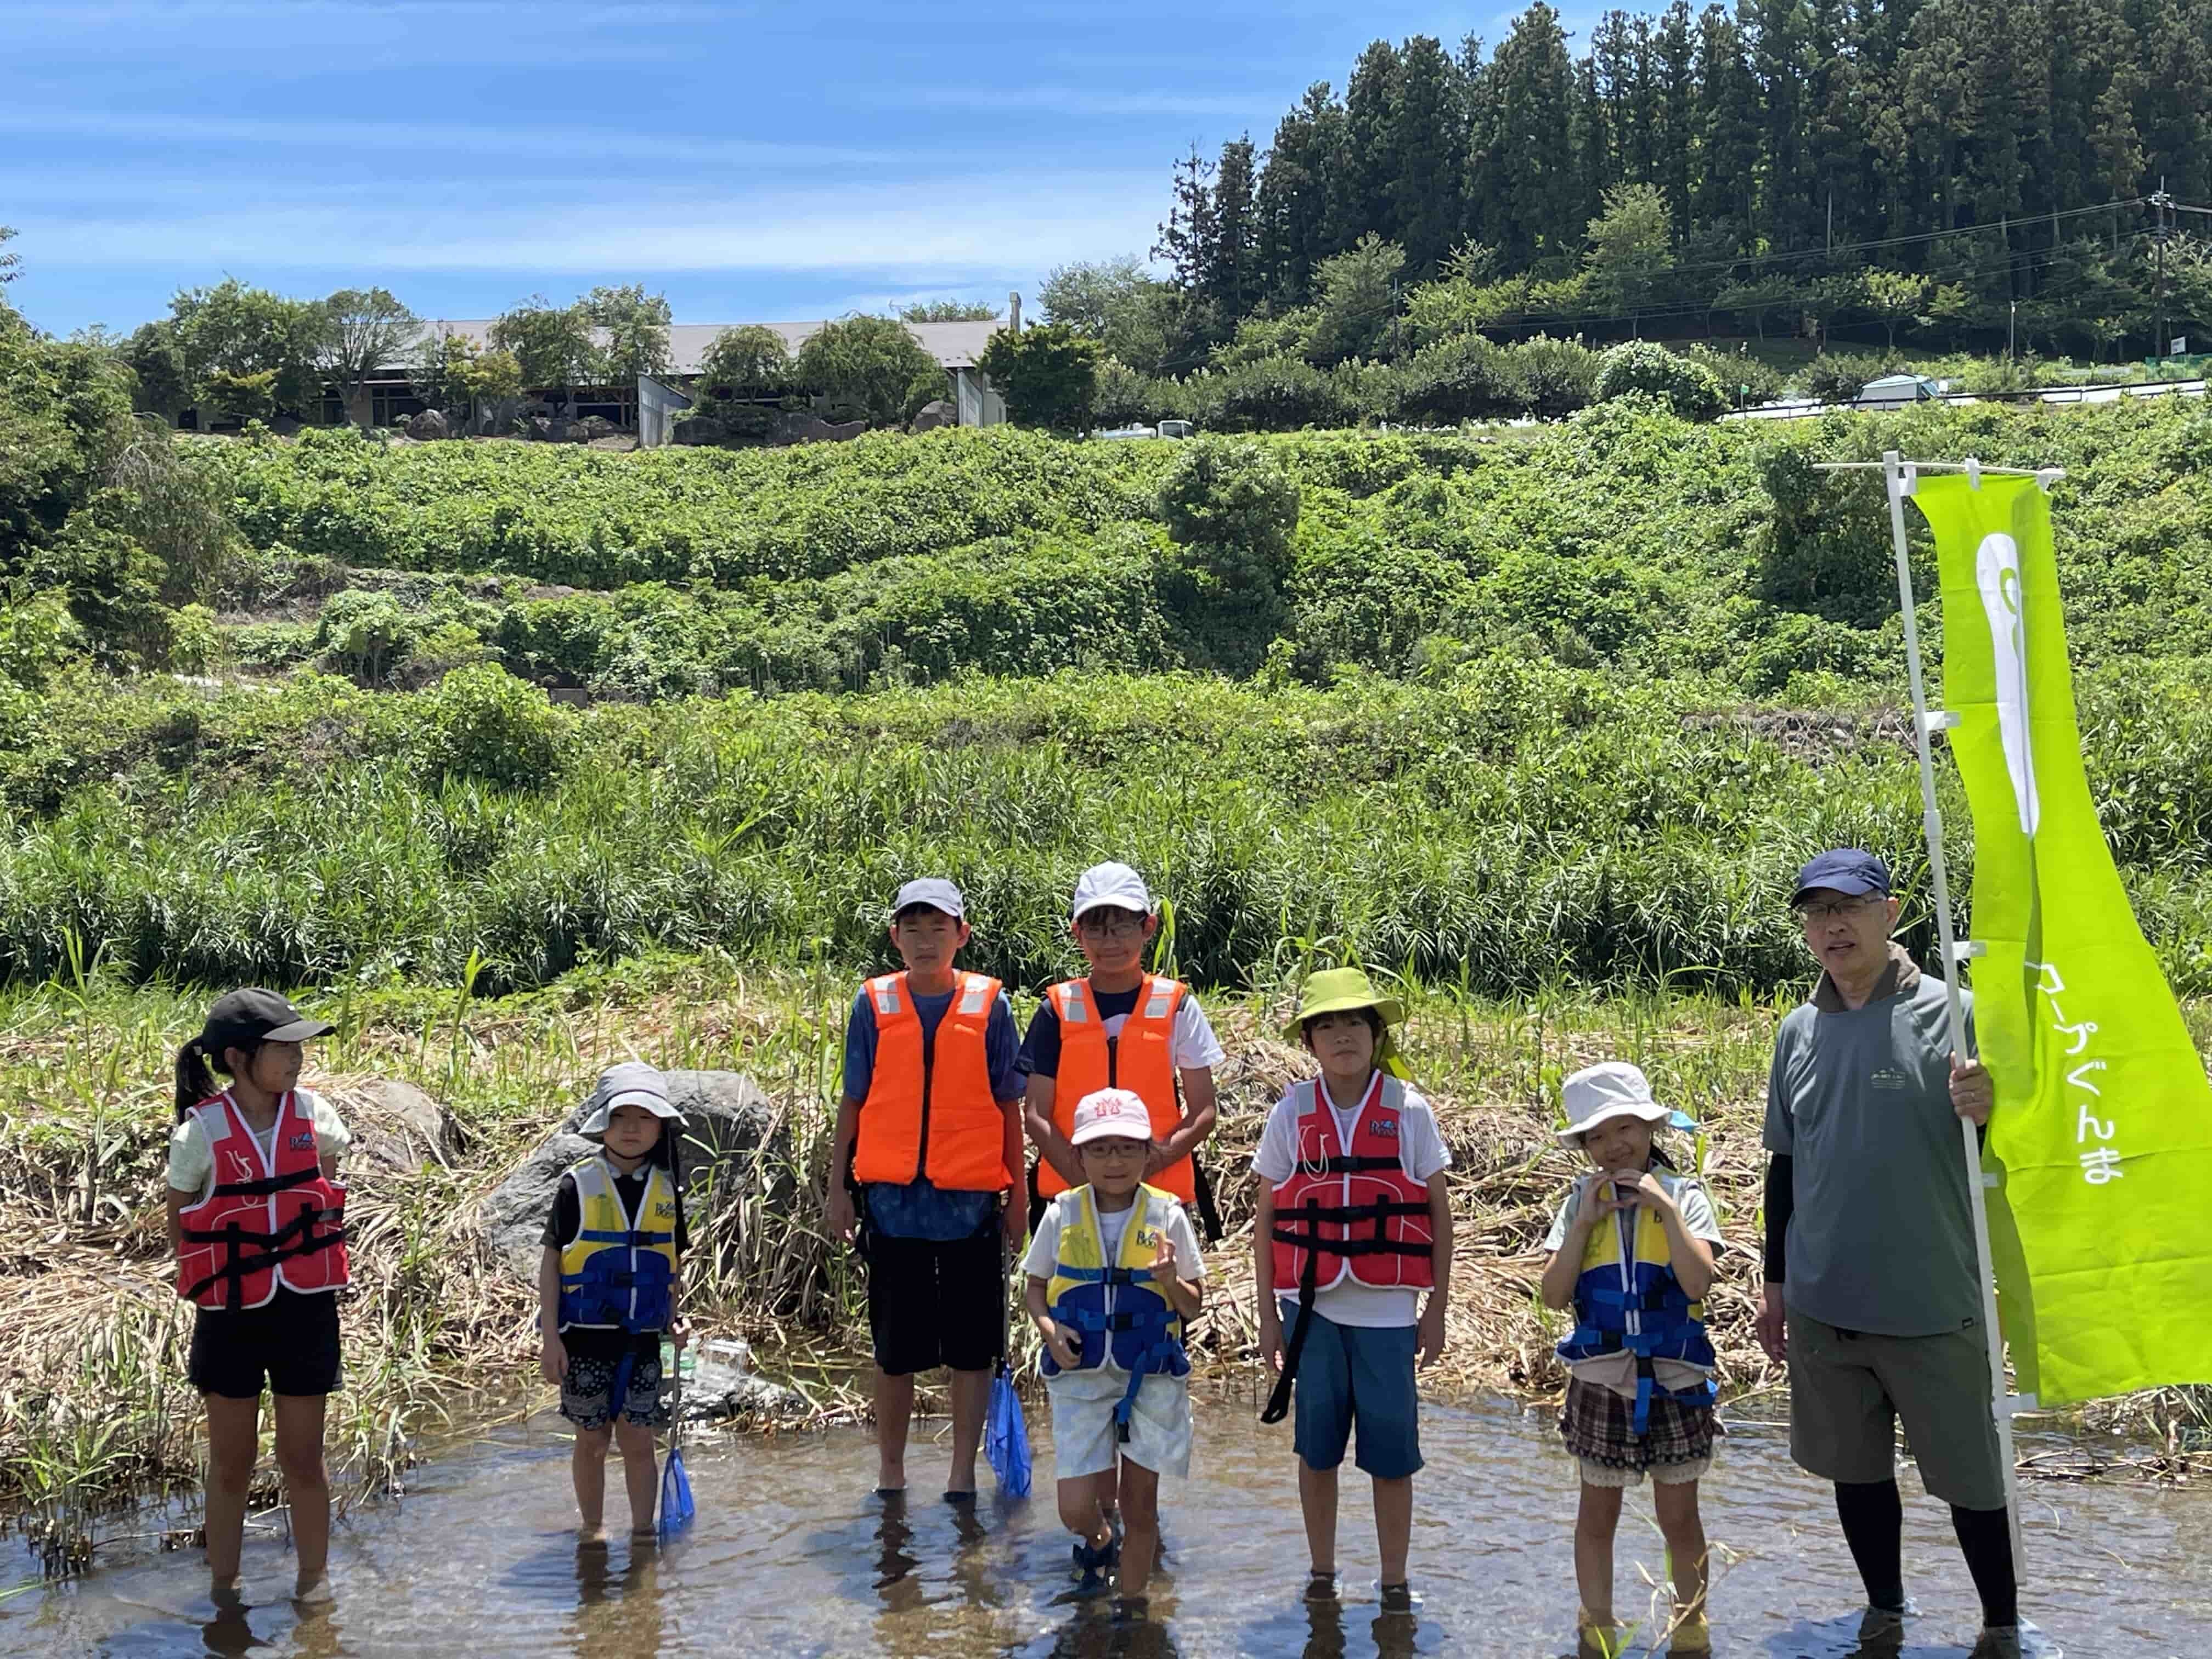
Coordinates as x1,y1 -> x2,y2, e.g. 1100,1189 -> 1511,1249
1022,862 -> 1223,1233
1759,849 -> 2028,1654
830,878 -> 1025,1501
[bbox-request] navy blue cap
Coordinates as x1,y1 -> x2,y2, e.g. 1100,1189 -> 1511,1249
1792,849 -> 1893,906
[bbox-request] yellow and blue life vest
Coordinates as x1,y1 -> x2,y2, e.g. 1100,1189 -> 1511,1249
1556,1171 -> 1716,1435
1041,1182 -> 1191,1441
557,1155 -> 680,1333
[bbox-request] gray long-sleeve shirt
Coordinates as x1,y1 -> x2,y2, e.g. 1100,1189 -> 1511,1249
1763,946 -> 1982,1338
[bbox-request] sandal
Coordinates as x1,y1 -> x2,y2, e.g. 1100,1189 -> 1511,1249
1378,1581 -> 1420,1614
1303,1570 -> 1340,1604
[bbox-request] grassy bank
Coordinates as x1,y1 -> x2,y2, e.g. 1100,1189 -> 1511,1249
7,955 -> 2208,1567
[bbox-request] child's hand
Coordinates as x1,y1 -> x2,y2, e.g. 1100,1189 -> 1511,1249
1416,1297 -> 1447,1369
1038,1317 -> 1081,1371
1151,1233 -> 1180,1282
540,1335 -> 568,1387
827,1186 -> 857,1247
669,1316 -> 690,1352
1256,1305 -> 1285,1375
1610,1170 -> 1672,1212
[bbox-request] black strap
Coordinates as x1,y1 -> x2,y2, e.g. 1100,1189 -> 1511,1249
209,1166 -> 320,1200
1261,1201 -> 1325,1424
1314,1154 -> 1404,1174
183,1206 -> 346,1308
1269,1197 -> 1432,1227
1268,1227 -> 1434,1258
1191,1156 -> 1223,1245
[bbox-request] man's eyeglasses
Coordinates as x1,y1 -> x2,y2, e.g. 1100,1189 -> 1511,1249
1795,895 -> 1883,922
1076,915 -> 1146,939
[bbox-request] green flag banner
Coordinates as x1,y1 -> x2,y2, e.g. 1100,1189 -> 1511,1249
1914,472 -> 2212,1406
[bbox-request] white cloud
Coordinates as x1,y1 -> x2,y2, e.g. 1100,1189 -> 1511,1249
19,174 -> 1166,278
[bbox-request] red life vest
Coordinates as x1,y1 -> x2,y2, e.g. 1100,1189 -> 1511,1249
1268,1074 -> 1435,1296
176,1091 -> 350,1311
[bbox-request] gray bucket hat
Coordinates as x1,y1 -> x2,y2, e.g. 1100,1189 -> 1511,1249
577,1060 -> 684,1139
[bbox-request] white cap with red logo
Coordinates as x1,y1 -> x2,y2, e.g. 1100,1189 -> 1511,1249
1069,1087 -> 1153,1147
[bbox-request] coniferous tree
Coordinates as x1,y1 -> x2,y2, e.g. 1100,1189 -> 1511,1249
1256,85 -> 1347,302
1210,137 -> 1261,325
1479,4 -> 1581,267
1694,5 -> 1763,249
1390,36 -> 1473,279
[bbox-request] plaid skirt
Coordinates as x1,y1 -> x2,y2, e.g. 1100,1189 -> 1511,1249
1558,1375 -> 1720,1472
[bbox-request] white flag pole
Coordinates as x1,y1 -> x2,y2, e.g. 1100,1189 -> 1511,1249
1878,448 -> 2027,1579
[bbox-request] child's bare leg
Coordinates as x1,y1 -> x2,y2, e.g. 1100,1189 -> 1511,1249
202,1394 -> 261,1586
1373,1474 -> 1413,1584
1575,1481 -> 1625,1624
614,1420 -> 658,1535
1297,1457 -> 1339,1574
1117,1462 -> 1162,1595
873,1369 -> 915,1491
571,1424 -> 613,1537
1653,1477 -> 1708,1624
945,1367 -> 990,1495
270,1393 -> 332,1590
1056,1472 -> 1111,1549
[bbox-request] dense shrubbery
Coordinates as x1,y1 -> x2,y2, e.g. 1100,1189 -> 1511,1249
4,658 -> 2209,999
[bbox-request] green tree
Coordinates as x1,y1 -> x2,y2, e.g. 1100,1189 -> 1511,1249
794,315 -> 938,426
489,296 -> 596,392
1209,136 -> 1261,325
321,286 -> 417,427
977,323 -> 1101,430
1307,233 -> 1406,364
1255,83 -> 1347,303
1715,272 -> 1801,341
122,321 -> 191,421
1389,35 -> 1472,278
1694,4 -> 1761,247
1584,182 -> 1673,326
695,324 -> 792,397
1038,256 -> 1178,374
169,279 -> 332,420
583,284 -> 673,383
1473,5 -> 1579,266
896,299 -> 1002,321
0,225 -> 17,285
1859,268 -> 1931,348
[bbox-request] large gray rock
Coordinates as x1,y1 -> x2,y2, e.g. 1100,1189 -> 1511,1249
346,1079 -> 458,1175
405,409 -> 451,441
910,399 -> 956,432
671,416 -> 724,445
477,1070 -> 778,1279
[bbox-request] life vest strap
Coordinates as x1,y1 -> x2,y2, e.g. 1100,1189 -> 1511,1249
1269,1226 -> 1433,1258
1050,1263 -> 1155,1287
1309,1154 -> 1406,1174
181,1209 -> 346,1307
208,1166 -> 321,1200
575,1226 -> 675,1248
1271,1200 -> 1432,1227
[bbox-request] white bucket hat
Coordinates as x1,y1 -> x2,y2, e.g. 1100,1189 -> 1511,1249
577,1060 -> 684,1139
1556,1061 -> 1677,1148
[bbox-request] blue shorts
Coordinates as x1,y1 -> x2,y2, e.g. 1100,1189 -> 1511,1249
1287,1306 -> 1423,1480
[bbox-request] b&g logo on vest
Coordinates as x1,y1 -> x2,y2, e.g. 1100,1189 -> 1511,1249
287,1131 -> 316,1152
1368,1117 -> 1400,1137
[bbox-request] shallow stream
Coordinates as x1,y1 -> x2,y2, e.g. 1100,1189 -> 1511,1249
5,1391 -> 2205,1657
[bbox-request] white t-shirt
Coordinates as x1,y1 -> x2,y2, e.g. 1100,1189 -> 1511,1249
167,1090 -> 351,1205
1103,996 -> 1225,1071
1252,1076 -> 1452,1330
1542,1166 -> 1725,1398
1024,1192 -> 1205,1291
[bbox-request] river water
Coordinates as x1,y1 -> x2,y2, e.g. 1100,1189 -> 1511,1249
5,1389 -> 2206,1658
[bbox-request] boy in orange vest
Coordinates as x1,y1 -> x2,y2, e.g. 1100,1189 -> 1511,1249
1254,968 -> 1453,1613
1020,862 -> 1223,1229
828,878 -> 1026,1502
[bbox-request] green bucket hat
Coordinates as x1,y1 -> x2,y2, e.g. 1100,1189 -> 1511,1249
1286,968 -> 1415,1080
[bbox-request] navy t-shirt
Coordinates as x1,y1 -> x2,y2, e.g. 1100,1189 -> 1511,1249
843,981 -> 1021,1240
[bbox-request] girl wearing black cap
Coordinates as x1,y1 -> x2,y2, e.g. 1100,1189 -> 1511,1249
165,988 -> 351,1610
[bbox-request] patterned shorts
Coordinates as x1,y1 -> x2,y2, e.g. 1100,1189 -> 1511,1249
1559,1376 -> 1720,1486
558,1338 -> 669,1431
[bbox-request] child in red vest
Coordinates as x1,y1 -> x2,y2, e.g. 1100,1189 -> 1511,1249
165,989 -> 350,1610
1252,968 -> 1452,1613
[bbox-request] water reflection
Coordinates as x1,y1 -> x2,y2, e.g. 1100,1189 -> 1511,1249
7,1397 -> 2205,1657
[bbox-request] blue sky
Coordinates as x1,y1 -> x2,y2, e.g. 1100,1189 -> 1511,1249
1,0 -> 1593,336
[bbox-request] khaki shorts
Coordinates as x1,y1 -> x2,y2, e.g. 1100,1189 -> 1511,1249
1785,1312 -> 2005,1509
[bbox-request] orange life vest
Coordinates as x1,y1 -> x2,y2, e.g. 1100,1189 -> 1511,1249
1269,1074 -> 1435,1295
176,1091 -> 349,1312
1040,975 -> 1194,1202
853,970 -> 1011,1192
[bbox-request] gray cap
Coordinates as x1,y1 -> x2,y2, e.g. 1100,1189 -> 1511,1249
577,1060 -> 683,1138
1071,861 -> 1152,922
892,877 -> 966,919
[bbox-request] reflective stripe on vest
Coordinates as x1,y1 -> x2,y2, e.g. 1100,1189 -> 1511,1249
175,1091 -> 350,1311
1556,1172 -> 1716,1434
852,970 -> 1009,1192
1041,1183 -> 1190,1437
1041,976 -> 1192,1201
1268,1074 -> 1435,1296
557,1156 -> 680,1333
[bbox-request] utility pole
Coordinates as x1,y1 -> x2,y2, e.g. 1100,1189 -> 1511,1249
2149,183 -> 2172,365
2009,300 -> 2017,360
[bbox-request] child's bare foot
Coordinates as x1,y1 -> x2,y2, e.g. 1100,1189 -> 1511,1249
578,1525 -> 608,1547
209,1575 -> 244,1610
629,1525 -> 658,1545
292,1574 -> 335,1606
875,1457 -> 905,1496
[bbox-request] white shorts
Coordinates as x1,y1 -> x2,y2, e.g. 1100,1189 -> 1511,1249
1047,1367 -> 1192,1482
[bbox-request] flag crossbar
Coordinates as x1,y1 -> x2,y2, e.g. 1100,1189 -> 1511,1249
1818,449 -> 2035,1579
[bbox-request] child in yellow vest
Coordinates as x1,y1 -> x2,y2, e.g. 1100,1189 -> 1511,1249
1024,1088 -> 1204,1621
1539,1062 -> 1724,1654
539,1062 -> 690,1544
